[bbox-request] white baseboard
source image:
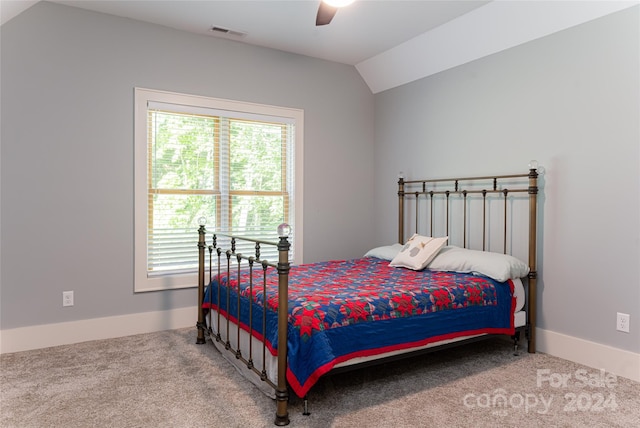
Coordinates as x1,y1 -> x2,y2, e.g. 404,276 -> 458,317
0,306 -> 197,354
3,315 -> 639,385
536,328 -> 640,383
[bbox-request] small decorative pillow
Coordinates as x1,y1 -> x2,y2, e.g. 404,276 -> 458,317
389,234 -> 448,270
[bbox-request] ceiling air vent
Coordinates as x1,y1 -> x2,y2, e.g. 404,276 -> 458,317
209,26 -> 247,38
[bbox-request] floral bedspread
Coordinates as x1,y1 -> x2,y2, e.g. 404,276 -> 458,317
203,257 -> 515,398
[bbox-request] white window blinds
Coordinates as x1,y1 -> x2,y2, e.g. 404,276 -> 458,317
135,88 -> 302,292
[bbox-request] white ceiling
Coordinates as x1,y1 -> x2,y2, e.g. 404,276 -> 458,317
2,0 -> 490,65
1,0 -> 636,93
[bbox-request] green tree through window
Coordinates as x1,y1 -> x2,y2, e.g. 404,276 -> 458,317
148,110 -> 293,274
134,89 -> 301,292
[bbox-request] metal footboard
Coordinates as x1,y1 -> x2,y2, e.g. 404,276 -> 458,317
196,224 -> 291,426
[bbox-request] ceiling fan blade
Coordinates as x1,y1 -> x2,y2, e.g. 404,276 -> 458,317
316,1 -> 338,26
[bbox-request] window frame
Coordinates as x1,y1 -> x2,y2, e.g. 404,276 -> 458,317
134,88 -> 304,292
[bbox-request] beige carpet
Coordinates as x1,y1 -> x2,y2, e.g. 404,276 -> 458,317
1,328 -> 639,427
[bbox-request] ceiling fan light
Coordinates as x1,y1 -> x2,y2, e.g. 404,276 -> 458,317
323,0 -> 355,8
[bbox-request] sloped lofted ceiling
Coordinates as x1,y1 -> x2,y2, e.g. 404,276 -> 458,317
1,0 -> 636,93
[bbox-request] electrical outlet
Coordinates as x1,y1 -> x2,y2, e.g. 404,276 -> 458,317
616,312 -> 629,333
63,291 -> 74,307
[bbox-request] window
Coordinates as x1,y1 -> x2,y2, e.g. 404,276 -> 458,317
134,88 -> 303,292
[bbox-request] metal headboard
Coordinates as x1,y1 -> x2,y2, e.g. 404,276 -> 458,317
397,163 -> 539,352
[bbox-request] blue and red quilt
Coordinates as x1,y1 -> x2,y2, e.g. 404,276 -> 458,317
203,257 -> 515,398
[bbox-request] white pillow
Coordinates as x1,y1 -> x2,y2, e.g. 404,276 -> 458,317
389,234 -> 448,271
364,243 -> 403,261
427,246 -> 529,282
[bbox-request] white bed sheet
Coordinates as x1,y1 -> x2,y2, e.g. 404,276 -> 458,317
513,277 -> 525,312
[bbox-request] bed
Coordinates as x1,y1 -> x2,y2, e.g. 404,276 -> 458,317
196,164 -> 539,426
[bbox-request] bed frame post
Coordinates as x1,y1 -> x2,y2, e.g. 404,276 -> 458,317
196,222 -> 207,345
398,175 -> 405,244
274,234 -> 291,426
527,165 -> 539,353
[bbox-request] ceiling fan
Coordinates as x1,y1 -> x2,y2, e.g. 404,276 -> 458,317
316,0 -> 356,26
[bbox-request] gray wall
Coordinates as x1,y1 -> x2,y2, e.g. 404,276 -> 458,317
0,2 -> 375,329
373,7 -> 639,353
2,1 -> 638,356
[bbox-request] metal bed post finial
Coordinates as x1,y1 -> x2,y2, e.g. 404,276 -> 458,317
196,217 -> 207,345
275,223 -> 291,426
